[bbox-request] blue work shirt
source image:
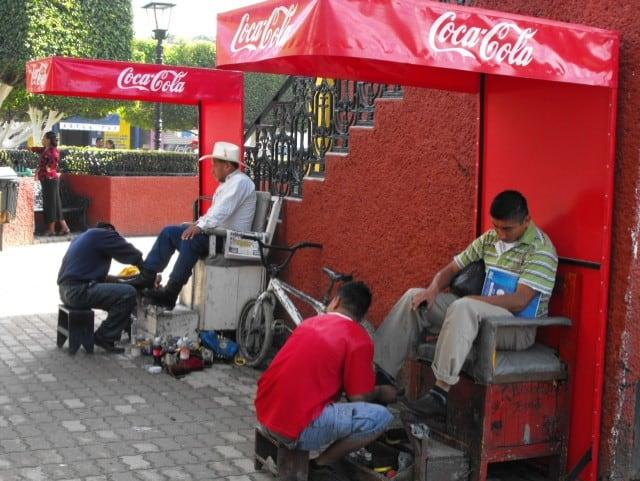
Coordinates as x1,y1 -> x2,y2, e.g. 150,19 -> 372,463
57,228 -> 143,285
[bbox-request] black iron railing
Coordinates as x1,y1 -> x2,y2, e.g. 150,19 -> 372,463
242,0 -> 472,198
244,77 -> 403,198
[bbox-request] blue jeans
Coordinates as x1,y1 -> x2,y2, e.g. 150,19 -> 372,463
143,225 -> 209,286
59,282 -> 137,342
293,402 -> 393,451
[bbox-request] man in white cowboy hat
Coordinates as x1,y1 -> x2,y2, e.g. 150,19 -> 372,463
125,141 -> 256,309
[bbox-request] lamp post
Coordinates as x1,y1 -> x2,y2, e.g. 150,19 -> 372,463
143,2 -> 175,150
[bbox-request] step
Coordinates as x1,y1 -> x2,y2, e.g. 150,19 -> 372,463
415,437 -> 469,481
135,301 -> 199,339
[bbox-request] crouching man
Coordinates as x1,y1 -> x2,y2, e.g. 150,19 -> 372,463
58,222 -> 143,353
255,282 -> 393,473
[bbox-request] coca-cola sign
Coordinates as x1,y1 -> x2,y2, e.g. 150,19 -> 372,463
230,4 -> 298,53
116,67 -> 188,93
29,62 -> 50,89
428,11 -> 537,67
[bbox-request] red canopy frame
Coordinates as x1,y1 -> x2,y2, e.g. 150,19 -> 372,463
26,56 -> 244,213
217,2 -> 619,480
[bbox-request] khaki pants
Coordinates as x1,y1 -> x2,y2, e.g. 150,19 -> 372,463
373,290 -> 536,385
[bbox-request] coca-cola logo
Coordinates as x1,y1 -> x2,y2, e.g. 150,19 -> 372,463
116,67 -> 187,93
30,63 -> 49,89
428,11 -> 537,67
230,4 -> 298,53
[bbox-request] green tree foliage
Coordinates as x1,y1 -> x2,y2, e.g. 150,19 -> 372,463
121,38 -> 287,132
120,39 -> 216,132
244,72 -> 287,129
0,0 -> 133,119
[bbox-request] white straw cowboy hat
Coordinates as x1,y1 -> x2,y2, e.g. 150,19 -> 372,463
199,141 -> 243,165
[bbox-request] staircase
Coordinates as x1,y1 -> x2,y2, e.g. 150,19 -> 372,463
243,77 -> 404,198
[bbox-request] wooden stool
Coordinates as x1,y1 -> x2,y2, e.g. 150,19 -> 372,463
255,427 -> 309,481
57,305 -> 94,355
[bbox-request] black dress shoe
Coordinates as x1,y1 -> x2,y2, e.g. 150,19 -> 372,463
142,280 -> 182,310
401,392 -> 447,418
94,335 -> 125,354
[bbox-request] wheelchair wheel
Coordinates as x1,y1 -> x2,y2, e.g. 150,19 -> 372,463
237,298 -> 274,367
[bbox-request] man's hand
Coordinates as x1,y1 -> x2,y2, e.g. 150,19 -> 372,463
181,223 -> 203,240
410,286 -> 438,310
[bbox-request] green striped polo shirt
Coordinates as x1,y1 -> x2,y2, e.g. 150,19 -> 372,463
453,222 -> 558,317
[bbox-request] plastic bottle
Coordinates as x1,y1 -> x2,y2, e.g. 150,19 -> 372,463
178,337 -> 190,361
152,337 -> 163,366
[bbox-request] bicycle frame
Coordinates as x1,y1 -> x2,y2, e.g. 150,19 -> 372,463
258,276 -> 326,327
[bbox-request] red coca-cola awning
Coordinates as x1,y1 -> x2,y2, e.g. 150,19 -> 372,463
26,56 -> 245,214
26,56 -> 242,104
216,0 -> 619,90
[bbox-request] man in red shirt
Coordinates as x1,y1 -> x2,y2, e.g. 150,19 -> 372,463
255,281 -> 393,469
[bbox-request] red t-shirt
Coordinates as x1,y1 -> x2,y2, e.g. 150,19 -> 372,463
255,312 -> 375,439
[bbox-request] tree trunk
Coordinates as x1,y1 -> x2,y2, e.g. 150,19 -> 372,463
0,83 -> 12,108
0,120 -> 31,149
28,106 -> 64,145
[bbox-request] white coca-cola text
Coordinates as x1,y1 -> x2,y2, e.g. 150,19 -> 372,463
116,67 -> 187,93
30,63 -> 49,89
428,11 -> 537,67
230,4 -> 297,53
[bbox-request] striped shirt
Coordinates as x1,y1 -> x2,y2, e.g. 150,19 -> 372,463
453,222 -> 558,317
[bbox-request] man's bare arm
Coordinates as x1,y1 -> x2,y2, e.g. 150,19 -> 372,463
410,261 -> 461,309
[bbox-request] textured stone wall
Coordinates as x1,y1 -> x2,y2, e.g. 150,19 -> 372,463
279,87 -> 478,324
2,178 -> 34,247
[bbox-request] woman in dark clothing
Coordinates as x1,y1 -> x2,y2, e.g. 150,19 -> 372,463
36,131 -> 70,236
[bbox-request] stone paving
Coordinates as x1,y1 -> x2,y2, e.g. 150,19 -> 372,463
0,238 -> 273,481
0,312 -> 270,481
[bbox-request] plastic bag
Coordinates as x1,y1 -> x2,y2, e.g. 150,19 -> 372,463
199,330 -> 239,360
450,259 -> 485,297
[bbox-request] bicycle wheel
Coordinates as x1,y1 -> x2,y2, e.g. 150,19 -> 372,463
236,298 -> 274,367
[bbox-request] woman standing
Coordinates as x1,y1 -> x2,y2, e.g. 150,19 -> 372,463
36,131 -> 70,236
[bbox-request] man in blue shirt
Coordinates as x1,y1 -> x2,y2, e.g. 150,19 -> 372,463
58,222 -> 143,353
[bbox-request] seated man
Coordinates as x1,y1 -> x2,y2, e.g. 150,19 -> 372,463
58,222 -> 143,353
126,141 -> 256,309
256,282 -> 393,473
374,190 -> 558,417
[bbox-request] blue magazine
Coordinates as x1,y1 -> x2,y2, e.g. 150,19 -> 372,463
481,266 -> 540,318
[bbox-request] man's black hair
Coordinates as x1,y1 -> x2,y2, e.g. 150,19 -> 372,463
96,221 -> 116,231
490,190 -> 529,223
337,281 -> 372,321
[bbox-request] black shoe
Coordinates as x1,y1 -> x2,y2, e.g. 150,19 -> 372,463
401,392 -> 447,418
94,334 -> 125,354
119,268 -> 156,290
142,280 -> 181,310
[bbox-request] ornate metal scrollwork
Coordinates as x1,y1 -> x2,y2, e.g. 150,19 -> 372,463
244,77 -> 403,198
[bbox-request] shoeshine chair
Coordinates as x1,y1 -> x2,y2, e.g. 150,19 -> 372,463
181,191 -> 282,331
406,269 -> 580,481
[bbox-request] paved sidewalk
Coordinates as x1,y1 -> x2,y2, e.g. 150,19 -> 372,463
0,238 -> 272,481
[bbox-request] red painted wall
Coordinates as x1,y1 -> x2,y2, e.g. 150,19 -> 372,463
2,178 -> 34,247
63,174 -> 198,236
470,3 -> 640,480
279,87 -> 478,324
277,2 -> 638,479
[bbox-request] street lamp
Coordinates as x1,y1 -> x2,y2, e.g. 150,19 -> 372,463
143,2 -> 175,150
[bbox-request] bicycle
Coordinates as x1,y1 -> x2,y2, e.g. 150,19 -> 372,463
236,235 -> 353,367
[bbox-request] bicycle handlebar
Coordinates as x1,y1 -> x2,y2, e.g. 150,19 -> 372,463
240,235 -> 322,252
240,234 -> 322,273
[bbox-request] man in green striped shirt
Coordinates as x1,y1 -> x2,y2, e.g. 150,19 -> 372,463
374,191 -> 558,418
